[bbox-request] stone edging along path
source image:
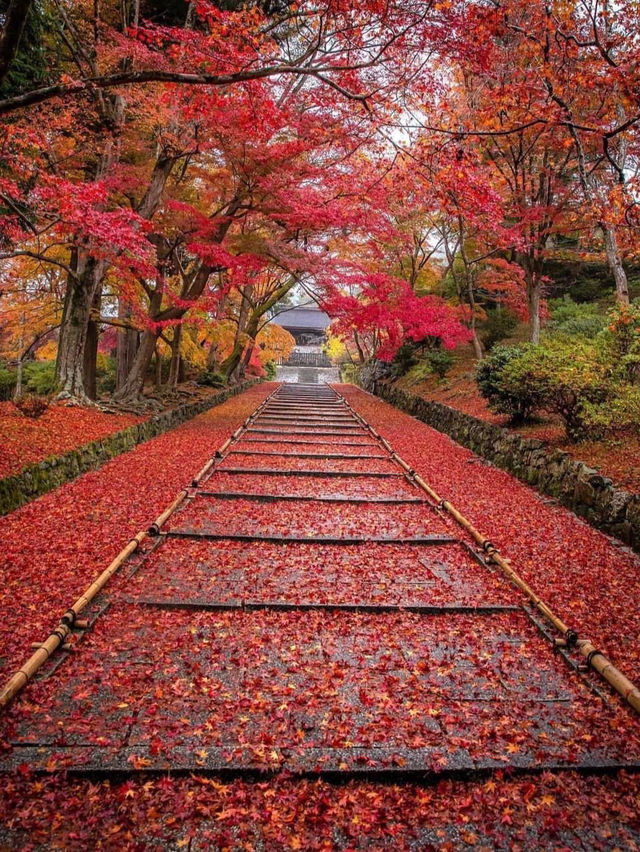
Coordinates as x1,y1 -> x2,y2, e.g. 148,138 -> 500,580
357,376 -> 640,554
0,380 -> 259,517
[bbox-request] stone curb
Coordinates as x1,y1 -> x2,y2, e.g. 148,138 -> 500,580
0,381 -> 260,517
357,376 -> 640,554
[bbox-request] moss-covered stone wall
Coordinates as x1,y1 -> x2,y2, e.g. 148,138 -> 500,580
357,376 -> 640,553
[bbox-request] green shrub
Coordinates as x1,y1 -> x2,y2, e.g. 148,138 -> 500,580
392,343 -> 417,377
197,369 -> 227,388
404,362 -> 433,386
481,307 -> 518,350
23,361 -> 57,395
426,349 -> 454,379
600,301 -> 640,384
0,367 -> 16,401
501,340 -> 607,441
264,360 -> 277,380
97,355 -> 117,395
340,363 -> 360,383
545,298 -> 607,339
583,384 -> 640,436
476,345 -> 542,424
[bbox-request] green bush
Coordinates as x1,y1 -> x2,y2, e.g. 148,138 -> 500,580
404,362 -> 432,386
97,355 -> 117,395
481,307 -> 518,350
0,367 -> 16,401
340,363 -> 360,383
545,298 -> 607,339
600,301 -> 640,384
197,369 -> 227,388
502,340 -> 607,441
583,384 -> 640,436
476,345 -> 542,424
392,343 -> 418,377
23,361 -> 57,395
264,360 -> 277,380
426,349 -> 454,379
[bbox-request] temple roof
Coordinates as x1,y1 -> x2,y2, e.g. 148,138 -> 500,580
271,307 -> 331,332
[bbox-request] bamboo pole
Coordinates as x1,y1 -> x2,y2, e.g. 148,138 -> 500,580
0,531 -> 146,710
0,384 -> 281,711
333,387 -> 640,716
148,489 -> 189,536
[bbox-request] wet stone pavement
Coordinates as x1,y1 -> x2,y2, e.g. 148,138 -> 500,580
2,383 -> 640,784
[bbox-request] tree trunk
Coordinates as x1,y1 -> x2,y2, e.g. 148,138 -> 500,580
528,279 -> 541,344
113,329 -> 157,401
464,270 -> 483,360
13,312 -> 25,400
168,324 -> 182,388
232,338 -> 254,382
602,222 -> 630,305
83,316 -> 99,400
220,337 -> 246,380
82,284 -> 102,400
56,255 -> 106,400
116,301 -> 139,390
470,326 -> 483,360
155,343 -> 162,391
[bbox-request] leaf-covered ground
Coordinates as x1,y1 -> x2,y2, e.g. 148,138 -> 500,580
338,385 -> 640,676
1,381 -> 640,848
0,400 -> 144,479
397,350 -> 640,493
0,383 -> 275,680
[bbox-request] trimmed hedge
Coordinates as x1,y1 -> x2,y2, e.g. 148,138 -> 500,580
0,381 -> 259,517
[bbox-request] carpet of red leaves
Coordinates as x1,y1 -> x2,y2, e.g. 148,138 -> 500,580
0,401 -> 144,479
0,383 -> 275,681
339,385 -> 640,678
400,353 -> 640,493
2,771 -> 640,849
2,381 -> 640,848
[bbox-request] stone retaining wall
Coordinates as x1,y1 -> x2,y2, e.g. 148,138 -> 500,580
357,374 -> 640,553
0,381 -> 259,517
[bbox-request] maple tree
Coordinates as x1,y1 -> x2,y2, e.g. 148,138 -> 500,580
1,0 -> 637,401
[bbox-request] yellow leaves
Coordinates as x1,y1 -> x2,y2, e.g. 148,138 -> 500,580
127,754 -> 152,769
256,323 -> 296,365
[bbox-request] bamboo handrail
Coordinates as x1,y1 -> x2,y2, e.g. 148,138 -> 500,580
0,531 -> 147,709
334,386 -> 640,716
0,383 -> 279,711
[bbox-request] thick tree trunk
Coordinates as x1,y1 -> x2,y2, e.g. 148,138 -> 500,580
82,285 -> 103,400
56,255 -> 106,400
353,330 -> 366,364
116,302 -> 139,390
237,340 -> 254,381
83,316 -> 99,400
465,272 -> 483,360
220,337 -> 246,380
113,329 -> 157,401
207,341 -> 219,370
155,344 -> 162,391
528,279 -> 541,345
602,222 -> 630,306
470,326 -> 483,360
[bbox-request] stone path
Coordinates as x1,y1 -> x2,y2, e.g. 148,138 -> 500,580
2,382 -> 639,788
